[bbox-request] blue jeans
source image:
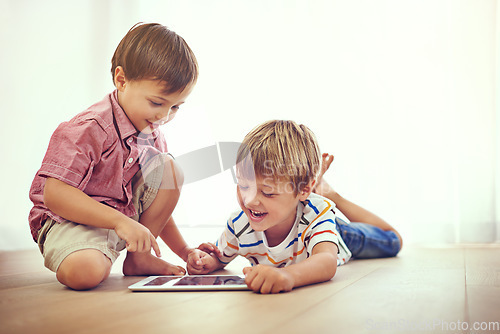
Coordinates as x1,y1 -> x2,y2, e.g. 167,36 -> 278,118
335,217 -> 401,259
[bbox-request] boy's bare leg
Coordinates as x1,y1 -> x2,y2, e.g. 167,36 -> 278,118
57,249 -> 112,290
314,153 -> 403,247
314,153 -> 335,198
123,157 -> 186,276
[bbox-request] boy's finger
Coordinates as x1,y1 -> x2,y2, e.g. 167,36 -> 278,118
151,236 -> 161,257
243,266 -> 253,276
248,273 -> 265,293
200,242 -> 222,257
142,238 -> 150,253
126,242 -> 137,253
191,251 -> 203,266
198,243 -> 212,252
210,244 -> 222,257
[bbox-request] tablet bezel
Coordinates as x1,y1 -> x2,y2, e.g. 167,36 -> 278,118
128,275 -> 250,291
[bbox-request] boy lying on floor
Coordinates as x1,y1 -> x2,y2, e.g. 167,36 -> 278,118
187,120 -> 402,294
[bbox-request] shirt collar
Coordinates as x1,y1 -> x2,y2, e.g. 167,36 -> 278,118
111,89 -> 162,141
111,89 -> 137,140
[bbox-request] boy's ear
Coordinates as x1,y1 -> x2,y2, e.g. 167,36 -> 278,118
298,180 -> 316,201
114,66 -> 127,91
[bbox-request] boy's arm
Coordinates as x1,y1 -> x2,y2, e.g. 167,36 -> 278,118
44,177 -> 161,256
243,242 -> 338,294
159,217 -> 197,262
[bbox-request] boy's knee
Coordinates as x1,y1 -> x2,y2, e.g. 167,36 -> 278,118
56,249 -> 112,290
397,231 -> 403,247
384,231 -> 403,257
161,154 -> 184,190
390,229 -> 403,254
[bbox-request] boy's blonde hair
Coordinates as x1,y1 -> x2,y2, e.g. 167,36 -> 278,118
236,120 -> 321,195
111,23 -> 198,94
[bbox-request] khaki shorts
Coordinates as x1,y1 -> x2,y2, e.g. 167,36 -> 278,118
37,153 -> 171,272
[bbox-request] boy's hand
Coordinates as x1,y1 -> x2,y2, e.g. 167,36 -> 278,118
197,242 -> 222,258
186,249 -> 219,274
114,218 -> 161,257
243,265 -> 294,294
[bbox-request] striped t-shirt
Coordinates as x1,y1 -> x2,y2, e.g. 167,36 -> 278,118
217,193 -> 352,267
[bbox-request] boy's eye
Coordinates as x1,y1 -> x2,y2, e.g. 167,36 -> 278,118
237,184 -> 249,190
262,192 -> 275,198
149,100 -> 163,107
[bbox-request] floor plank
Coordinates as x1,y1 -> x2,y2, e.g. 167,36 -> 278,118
465,247 -> 500,333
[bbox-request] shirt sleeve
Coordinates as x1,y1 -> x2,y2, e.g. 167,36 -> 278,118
216,214 -> 241,265
304,208 -> 341,255
37,117 -> 109,190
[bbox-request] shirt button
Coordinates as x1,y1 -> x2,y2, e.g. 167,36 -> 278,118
128,158 -> 134,164
128,138 -> 133,143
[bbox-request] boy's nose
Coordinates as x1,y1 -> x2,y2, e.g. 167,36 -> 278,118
244,191 -> 260,207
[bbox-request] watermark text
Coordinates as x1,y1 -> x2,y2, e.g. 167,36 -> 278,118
366,318 -> 500,332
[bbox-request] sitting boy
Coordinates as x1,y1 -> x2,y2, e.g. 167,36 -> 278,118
29,23 -> 200,290
187,120 -> 402,294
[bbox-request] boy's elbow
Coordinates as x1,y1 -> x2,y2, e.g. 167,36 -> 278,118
325,253 -> 337,280
43,178 -> 54,208
43,177 -> 62,211
312,242 -> 338,281
316,252 -> 337,282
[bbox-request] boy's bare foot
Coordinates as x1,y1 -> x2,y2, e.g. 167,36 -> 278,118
314,153 -> 335,197
122,251 -> 186,276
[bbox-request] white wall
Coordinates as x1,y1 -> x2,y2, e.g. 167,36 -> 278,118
0,0 -> 497,250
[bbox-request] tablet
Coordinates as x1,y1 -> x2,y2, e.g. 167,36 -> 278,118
128,275 -> 250,291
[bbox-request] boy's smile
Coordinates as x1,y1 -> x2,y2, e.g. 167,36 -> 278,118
247,208 -> 267,222
237,176 -> 312,246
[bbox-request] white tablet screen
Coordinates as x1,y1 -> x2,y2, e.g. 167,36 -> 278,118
128,275 -> 249,291
173,275 -> 246,286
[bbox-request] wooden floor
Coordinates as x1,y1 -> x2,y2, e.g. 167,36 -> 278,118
1,240 -> 500,334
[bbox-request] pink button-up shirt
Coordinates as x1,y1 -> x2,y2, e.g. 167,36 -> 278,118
28,90 -> 167,241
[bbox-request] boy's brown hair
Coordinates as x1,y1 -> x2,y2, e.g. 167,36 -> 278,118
111,23 -> 198,94
236,120 -> 321,195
